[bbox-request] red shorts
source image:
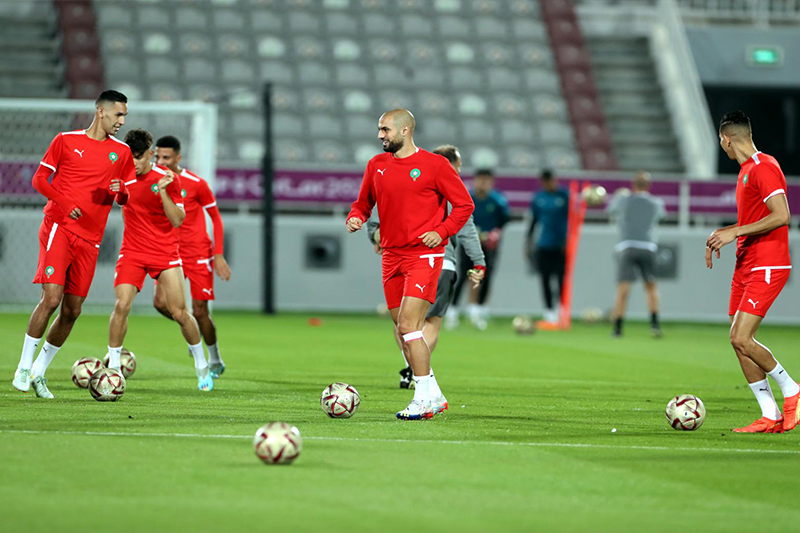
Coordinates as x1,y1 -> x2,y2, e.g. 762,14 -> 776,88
729,266 -> 790,317
33,216 -> 100,297
182,255 -> 215,301
115,251 -> 183,291
382,249 -> 445,309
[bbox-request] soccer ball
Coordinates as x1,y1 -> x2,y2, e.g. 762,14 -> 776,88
581,307 -> 604,324
512,315 -> 536,335
71,357 -> 104,388
89,368 -> 126,402
103,349 -> 136,378
253,422 -> 302,465
320,382 -> 361,418
581,184 -> 607,206
665,394 -> 706,430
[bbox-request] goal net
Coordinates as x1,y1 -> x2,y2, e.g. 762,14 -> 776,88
0,98 -> 218,312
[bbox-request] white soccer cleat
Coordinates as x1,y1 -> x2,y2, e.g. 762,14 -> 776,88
444,309 -> 459,330
396,399 -> 434,420
431,395 -> 448,414
31,375 -> 54,399
13,368 -> 31,392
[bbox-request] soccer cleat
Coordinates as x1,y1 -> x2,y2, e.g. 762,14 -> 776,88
431,395 -> 448,414
651,326 -> 663,339
197,373 -> 214,392
209,362 -> 226,379
31,376 -> 54,399
444,309 -> 459,330
470,315 -> 488,331
733,417 -> 784,433
399,366 -> 414,389
396,399 -> 434,420
13,368 -> 32,392
782,388 -> 800,432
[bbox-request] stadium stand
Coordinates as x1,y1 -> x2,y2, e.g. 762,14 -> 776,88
87,0 -> 583,170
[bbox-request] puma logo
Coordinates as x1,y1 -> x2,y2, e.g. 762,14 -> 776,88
415,284 -> 426,293
202,288 -> 213,295
377,168 -> 386,176
74,149 -> 84,158
759,387 -> 769,392
748,299 -> 759,309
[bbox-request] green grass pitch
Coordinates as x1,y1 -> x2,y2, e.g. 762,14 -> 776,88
2,311 -> 799,532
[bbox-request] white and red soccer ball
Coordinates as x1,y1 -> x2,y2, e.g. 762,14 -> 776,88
72,357 -> 104,389
320,382 -> 361,418
89,368 -> 126,402
103,348 -> 137,378
253,422 -> 302,465
665,394 -> 706,430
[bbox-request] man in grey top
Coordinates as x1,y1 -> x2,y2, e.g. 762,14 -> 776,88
367,145 -> 486,388
607,171 -> 666,338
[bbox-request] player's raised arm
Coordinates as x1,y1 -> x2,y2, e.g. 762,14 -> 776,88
432,158 -> 474,239
159,169 -> 186,227
346,162 -> 377,232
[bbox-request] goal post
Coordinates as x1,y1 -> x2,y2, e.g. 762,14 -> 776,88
0,97 -> 218,312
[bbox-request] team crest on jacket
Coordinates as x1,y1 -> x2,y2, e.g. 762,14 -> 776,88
410,168 -> 421,181
151,184 -> 159,193
109,152 -> 118,163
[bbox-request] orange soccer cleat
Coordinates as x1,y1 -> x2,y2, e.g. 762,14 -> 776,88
782,389 -> 800,432
733,417 -> 784,434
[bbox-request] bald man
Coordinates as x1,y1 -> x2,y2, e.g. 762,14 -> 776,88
347,109 -> 474,420
607,171 -> 666,338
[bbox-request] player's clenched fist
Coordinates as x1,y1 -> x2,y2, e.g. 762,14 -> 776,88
418,230 -> 443,248
346,217 -> 364,233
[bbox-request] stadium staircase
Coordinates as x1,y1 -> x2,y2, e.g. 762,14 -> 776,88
585,35 -> 684,173
0,2 -> 64,98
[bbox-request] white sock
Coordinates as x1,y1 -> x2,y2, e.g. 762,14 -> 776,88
107,346 -> 122,369
207,342 -> 223,365
189,342 -> 208,372
31,342 -> 60,377
429,369 -> 443,398
749,379 -> 782,419
18,334 -> 42,371
467,304 -> 479,318
412,374 -> 430,403
767,362 -> 800,398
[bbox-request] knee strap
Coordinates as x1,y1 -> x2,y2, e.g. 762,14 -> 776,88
402,331 -> 424,343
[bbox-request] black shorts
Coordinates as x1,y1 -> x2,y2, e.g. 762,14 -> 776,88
427,269 -> 458,318
617,247 -> 656,283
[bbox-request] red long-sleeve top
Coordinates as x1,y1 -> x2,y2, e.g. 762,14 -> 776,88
348,148 -> 474,254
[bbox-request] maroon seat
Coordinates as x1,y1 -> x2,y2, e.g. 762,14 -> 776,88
582,148 -> 618,171
560,69 -> 598,98
549,18 -> 584,46
65,54 -> 103,84
575,122 -> 614,151
56,0 -> 95,30
540,0 -> 575,19
61,29 -> 99,55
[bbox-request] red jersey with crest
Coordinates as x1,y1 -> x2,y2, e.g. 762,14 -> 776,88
177,168 -> 217,258
37,130 -> 135,244
735,151 -> 791,270
120,165 -> 184,260
348,148 -> 474,254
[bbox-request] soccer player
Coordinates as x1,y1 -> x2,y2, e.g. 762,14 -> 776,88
449,168 -> 510,330
346,109 -> 474,420
109,129 -> 213,391
707,110 -> 798,433
366,145 -> 486,389
152,135 -> 231,378
607,171 -> 666,338
11,90 -> 133,398
525,170 -> 569,323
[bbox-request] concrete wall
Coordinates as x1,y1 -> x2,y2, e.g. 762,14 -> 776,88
5,211 -> 797,324
686,26 -> 800,88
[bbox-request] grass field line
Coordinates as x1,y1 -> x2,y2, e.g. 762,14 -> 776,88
2,428 -> 800,455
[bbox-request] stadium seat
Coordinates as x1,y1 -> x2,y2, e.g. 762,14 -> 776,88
446,42 -> 474,64
498,120 -> 535,144
148,82 -> 183,102
275,138 -> 308,163
493,93 -> 529,117
95,4 -> 134,28
143,33 -> 172,55
186,83 -> 218,102
272,113 -> 304,137
354,143 -> 379,165
487,68 -> 522,91
408,67 -> 446,89
370,41 -> 401,62
407,42 -> 440,65
374,65 -> 412,87
174,7 -> 208,30
326,13 -> 359,34
144,57 -> 181,81
61,29 -> 99,56
237,139 -> 264,162
343,90 -> 373,113
539,121 -> 575,145
333,40 -> 361,61
458,94 -> 487,115
378,90 -> 416,111
475,17 -> 509,39
314,141 -> 348,164
419,91 -> 452,116
297,62 -> 332,85
467,146 -> 501,168
251,10 -> 285,32
449,67 -> 485,90
363,13 -> 397,35
221,60 -> 256,84
217,35 -> 248,57
335,64 -> 371,86
345,115 -> 376,137
303,88 -> 337,112
482,44 -> 514,66
438,16 -> 471,38
139,6 -> 172,29
400,15 -> 434,36
462,118 -> 496,144
179,33 -> 212,56
512,19 -> 547,41
269,85 -> 300,111
505,145 -> 543,169
260,61 -> 295,85
289,11 -> 322,32
213,8 -> 246,30
522,68 -> 561,93
183,58 -> 217,81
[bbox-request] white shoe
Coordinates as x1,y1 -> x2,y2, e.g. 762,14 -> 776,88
13,368 -> 31,392
471,315 -> 488,331
431,395 -> 448,414
31,375 -> 54,399
544,310 -> 558,323
444,309 -> 459,330
396,399 -> 434,420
